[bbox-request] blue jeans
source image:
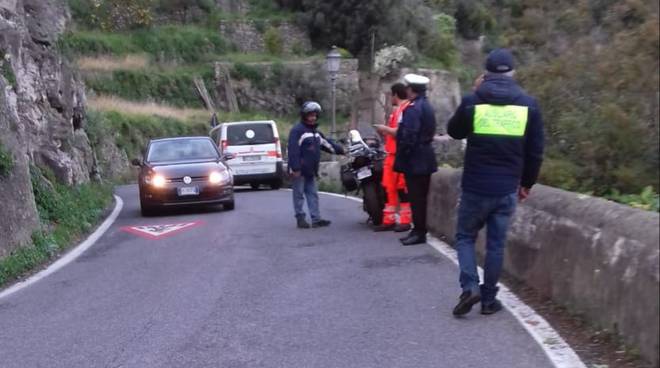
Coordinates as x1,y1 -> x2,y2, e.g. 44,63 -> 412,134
455,191 -> 517,303
292,175 -> 320,222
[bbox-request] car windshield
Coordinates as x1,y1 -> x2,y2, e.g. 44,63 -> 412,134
227,123 -> 275,145
147,139 -> 219,162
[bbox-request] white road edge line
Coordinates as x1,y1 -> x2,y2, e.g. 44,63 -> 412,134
314,190 -> 587,368
0,194 -> 124,301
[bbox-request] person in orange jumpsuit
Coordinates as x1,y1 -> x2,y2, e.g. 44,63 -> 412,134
373,83 -> 412,232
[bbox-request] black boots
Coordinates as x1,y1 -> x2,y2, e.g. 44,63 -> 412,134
452,290 -> 482,316
481,299 -> 503,315
312,219 -> 332,228
297,217 -> 331,229
394,223 -> 411,233
399,231 -> 426,246
373,224 -> 396,232
296,217 -> 311,229
374,223 -> 412,233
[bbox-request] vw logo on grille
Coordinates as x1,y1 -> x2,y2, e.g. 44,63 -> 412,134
183,176 -> 192,184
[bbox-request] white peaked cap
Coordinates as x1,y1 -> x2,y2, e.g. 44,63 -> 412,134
403,73 -> 430,86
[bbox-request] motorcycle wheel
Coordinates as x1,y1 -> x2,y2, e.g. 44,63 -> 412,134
362,182 -> 383,226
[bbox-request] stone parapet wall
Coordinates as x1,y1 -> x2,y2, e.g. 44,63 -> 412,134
427,168 -> 660,366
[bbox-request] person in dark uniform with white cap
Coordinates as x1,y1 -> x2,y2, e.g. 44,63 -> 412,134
394,73 -> 438,246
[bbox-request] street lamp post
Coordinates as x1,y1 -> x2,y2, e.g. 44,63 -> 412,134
326,46 -> 342,140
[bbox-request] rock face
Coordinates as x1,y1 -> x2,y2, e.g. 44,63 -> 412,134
0,0 -> 96,254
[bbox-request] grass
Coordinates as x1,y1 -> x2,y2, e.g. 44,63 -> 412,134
88,96 -> 209,121
0,167 -> 113,287
86,110 -> 209,161
77,54 -> 150,72
84,66 -> 215,108
59,26 -> 229,63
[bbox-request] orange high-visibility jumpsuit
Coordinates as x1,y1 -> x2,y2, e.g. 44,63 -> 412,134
382,101 -> 412,226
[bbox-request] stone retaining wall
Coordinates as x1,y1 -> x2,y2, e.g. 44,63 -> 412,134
219,20 -> 312,54
427,168 -> 660,366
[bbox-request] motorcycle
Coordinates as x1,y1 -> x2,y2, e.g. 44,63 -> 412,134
340,130 -> 386,225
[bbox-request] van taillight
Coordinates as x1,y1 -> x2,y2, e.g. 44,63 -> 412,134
275,138 -> 282,158
220,140 -> 228,152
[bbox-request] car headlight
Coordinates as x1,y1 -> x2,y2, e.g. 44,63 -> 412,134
209,171 -> 230,185
147,174 -> 166,188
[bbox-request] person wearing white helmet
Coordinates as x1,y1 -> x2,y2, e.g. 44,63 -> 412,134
287,101 -> 345,229
394,73 -> 438,246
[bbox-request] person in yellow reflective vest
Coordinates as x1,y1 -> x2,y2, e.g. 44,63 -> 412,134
447,48 -> 544,316
373,83 -> 412,232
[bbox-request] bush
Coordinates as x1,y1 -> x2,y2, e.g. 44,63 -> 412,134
606,186 -> 660,212
422,13 -> 460,69
454,0 -> 495,39
88,0 -> 154,31
231,62 -> 263,83
264,27 -> 283,55
0,142 -> 14,177
0,51 -> 16,87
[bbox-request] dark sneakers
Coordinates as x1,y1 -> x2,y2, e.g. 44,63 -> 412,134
452,290 -> 482,316
481,299 -> 503,315
296,217 -> 311,229
312,219 -> 332,228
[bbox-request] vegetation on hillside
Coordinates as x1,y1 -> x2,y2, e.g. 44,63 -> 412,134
62,0 -> 659,209
60,25 -> 228,63
276,0 -> 460,69
0,167 -> 112,287
470,0 -> 658,199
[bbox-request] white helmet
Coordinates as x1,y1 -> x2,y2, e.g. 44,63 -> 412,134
301,101 -> 322,116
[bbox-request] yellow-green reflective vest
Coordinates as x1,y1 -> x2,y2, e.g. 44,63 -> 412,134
473,104 -> 528,137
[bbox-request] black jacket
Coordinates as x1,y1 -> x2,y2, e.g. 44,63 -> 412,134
448,74 -> 544,196
287,121 -> 344,178
394,94 -> 438,175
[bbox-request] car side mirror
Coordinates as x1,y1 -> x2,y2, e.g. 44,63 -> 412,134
131,158 -> 142,167
222,153 -> 236,161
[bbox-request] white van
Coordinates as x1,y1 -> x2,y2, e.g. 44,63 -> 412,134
210,120 -> 284,190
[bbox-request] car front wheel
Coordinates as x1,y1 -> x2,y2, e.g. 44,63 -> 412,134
140,201 -> 157,217
223,200 -> 235,211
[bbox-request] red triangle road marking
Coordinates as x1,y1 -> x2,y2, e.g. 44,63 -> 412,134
121,221 -> 204,240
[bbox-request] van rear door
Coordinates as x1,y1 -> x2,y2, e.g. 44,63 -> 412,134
224,123 -> 279,176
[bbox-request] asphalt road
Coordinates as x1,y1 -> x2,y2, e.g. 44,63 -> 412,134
0,185 -> 554,368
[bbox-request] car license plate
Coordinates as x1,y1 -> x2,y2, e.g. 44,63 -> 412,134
243,155 -> 261,162
357,167 -> 372,180
178,186 -> 199,196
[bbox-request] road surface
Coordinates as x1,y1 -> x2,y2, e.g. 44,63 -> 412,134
0,185 -> 554,368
